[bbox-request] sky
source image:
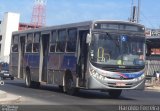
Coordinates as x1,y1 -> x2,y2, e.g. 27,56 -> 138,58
0,0 -> 160,29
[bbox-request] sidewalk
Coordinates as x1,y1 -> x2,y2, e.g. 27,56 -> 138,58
0,90 -> 21,104
145,81 -> 160,92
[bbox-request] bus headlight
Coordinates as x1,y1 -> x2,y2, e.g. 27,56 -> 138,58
89,68 -> 105,80
138,74 -> 145,80
133,74 -> 145,81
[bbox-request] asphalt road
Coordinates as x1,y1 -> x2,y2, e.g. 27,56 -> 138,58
0,79 -> 160,111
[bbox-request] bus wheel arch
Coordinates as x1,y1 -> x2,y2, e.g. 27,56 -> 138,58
63,70 -> 77,95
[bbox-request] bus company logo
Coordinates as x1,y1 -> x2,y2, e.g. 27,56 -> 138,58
120,76 -> 124,80
112,74 -> 122,79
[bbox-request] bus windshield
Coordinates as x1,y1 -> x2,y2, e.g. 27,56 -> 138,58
90,32 -> 145,66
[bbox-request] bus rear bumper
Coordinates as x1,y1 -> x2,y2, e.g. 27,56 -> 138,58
87,76 -> 145,90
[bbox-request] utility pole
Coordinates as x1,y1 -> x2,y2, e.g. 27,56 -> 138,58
137,0 -> 140,23
130,0 -> 140,23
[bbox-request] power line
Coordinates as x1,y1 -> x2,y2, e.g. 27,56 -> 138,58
140,11 -> 155,28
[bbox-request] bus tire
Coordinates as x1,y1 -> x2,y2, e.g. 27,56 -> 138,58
64,74 -> 77,95
25,70 -> 32,88
59,85 -> 63,92
32,81 -> 40,88
108,89 -> 122,98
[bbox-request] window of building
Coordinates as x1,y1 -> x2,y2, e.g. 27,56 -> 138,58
56,30 -> 66,52
26,33 -> 33,52
50,31 -> 57,52
66,29 -> 77,52
12,35 -> 19,52
33,33 -> 40,53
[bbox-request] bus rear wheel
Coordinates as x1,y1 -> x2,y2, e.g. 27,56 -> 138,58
108,90 -> 122,98
64,74 -> 77,95
25,70 -> 40,88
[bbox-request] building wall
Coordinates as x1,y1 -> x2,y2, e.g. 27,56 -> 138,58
0,12 -> 20,62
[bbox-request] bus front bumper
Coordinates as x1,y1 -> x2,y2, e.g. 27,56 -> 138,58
87,76 -> 145,90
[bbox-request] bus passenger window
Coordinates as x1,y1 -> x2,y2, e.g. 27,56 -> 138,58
67,29 -> 77,52
26,43 -> 32,52
12,35 -> 19,52
26,34 -> 33,53
33,33 -> 40,53
50,43 -> 56,52
12,44 -> 18,52
33,43 -> 39,52
50,31 -> 57,52
56,30 -> 66,52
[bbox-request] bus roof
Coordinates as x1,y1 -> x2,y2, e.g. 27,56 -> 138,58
93,20 -> 144,27
13,21 -> 92,35
12,20 -> 144,35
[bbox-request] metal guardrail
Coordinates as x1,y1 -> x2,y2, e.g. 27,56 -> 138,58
145,60 -> 160,85
146,60 -> 160,76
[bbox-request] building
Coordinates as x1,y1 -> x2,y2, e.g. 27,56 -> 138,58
0,12 -> 20,63
146,28 -> 160,55
0,12 -> 41,63
146,28 -> 160,37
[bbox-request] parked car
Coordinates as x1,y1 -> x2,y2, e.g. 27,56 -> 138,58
0,62 -> 14,80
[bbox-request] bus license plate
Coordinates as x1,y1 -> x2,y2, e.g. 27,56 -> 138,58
116,82 -> 126,86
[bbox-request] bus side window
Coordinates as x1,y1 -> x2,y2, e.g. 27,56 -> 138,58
50,31 -> 57,52
26,34 -> 33,53
33,33 -> 40,53
12,35 -> 19,52
67,29 -> 77,52
56,30 -> 66,52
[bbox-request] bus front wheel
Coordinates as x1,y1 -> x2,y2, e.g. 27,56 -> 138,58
64,74 -> 77,95
108,89 -> 122,98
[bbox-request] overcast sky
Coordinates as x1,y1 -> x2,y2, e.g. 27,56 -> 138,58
0,0 -> 160,28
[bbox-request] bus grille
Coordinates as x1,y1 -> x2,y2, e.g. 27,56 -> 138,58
106,76 -> 133,80
107,83 -> 133,88
102,67 -> 142,73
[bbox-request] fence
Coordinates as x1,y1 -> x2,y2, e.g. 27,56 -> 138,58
145,59 -> 160,85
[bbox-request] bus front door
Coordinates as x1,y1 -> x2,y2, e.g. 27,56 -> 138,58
41,34 -> 50,82
77,30 -> 89,86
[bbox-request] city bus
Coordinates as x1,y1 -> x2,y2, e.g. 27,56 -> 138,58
10,20 -> 146,98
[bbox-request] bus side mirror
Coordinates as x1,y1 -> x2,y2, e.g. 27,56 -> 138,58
86,33 -> 91,44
